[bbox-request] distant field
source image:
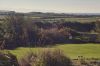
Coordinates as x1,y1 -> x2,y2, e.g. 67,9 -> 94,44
31,17 -> 100,23
64,17 -> 100,23
2,44 -> 100,59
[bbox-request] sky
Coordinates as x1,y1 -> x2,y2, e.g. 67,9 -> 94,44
0,0 -> 100,13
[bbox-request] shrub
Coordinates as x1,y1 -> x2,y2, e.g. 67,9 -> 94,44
19,49 -> 72,66
0,52 -> 19,66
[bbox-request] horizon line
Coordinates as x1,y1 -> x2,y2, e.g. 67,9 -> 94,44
0,10 -> 100,14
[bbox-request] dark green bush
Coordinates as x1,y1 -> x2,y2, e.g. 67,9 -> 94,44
0,52 -> 19,66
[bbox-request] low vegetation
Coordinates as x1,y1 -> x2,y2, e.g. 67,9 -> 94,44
2,44 -> 100,66
18,49 -> 72,66
7,44 -> 100,59
0,52 -> 19,66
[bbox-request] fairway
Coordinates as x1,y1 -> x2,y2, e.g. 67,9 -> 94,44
5,44 -> 100,59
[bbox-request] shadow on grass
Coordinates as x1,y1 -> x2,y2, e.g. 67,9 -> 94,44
5,39 -> 100,50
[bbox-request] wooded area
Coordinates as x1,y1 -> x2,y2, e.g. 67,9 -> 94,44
0,13 -> 100,49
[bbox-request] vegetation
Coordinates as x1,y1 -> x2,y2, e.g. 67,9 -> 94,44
0,12 -> 100,66
0,52 -> 19,66
2,44 -> 99,66
18,49 -> 72,66
0,13 -> 100,49
6,44 -> 100,59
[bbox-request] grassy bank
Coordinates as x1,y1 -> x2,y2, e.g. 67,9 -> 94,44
3,44 -> 100,59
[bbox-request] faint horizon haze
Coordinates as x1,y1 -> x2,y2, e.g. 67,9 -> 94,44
0,0 -> 100,13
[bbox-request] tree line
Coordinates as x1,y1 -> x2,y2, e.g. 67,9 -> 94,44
0,14 -> 100,49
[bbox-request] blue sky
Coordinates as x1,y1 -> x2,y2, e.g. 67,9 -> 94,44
0,0 -> 100,13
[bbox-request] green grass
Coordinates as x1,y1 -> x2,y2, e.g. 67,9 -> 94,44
54,44 -> 100,59
64,17 -> 100,23
2,44 -> 100,59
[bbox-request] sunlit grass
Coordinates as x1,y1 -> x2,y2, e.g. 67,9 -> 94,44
3,43 -> 100,59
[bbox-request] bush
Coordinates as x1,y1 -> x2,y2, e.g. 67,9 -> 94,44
0,52 -> 19,66
19,49 -> 72,66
